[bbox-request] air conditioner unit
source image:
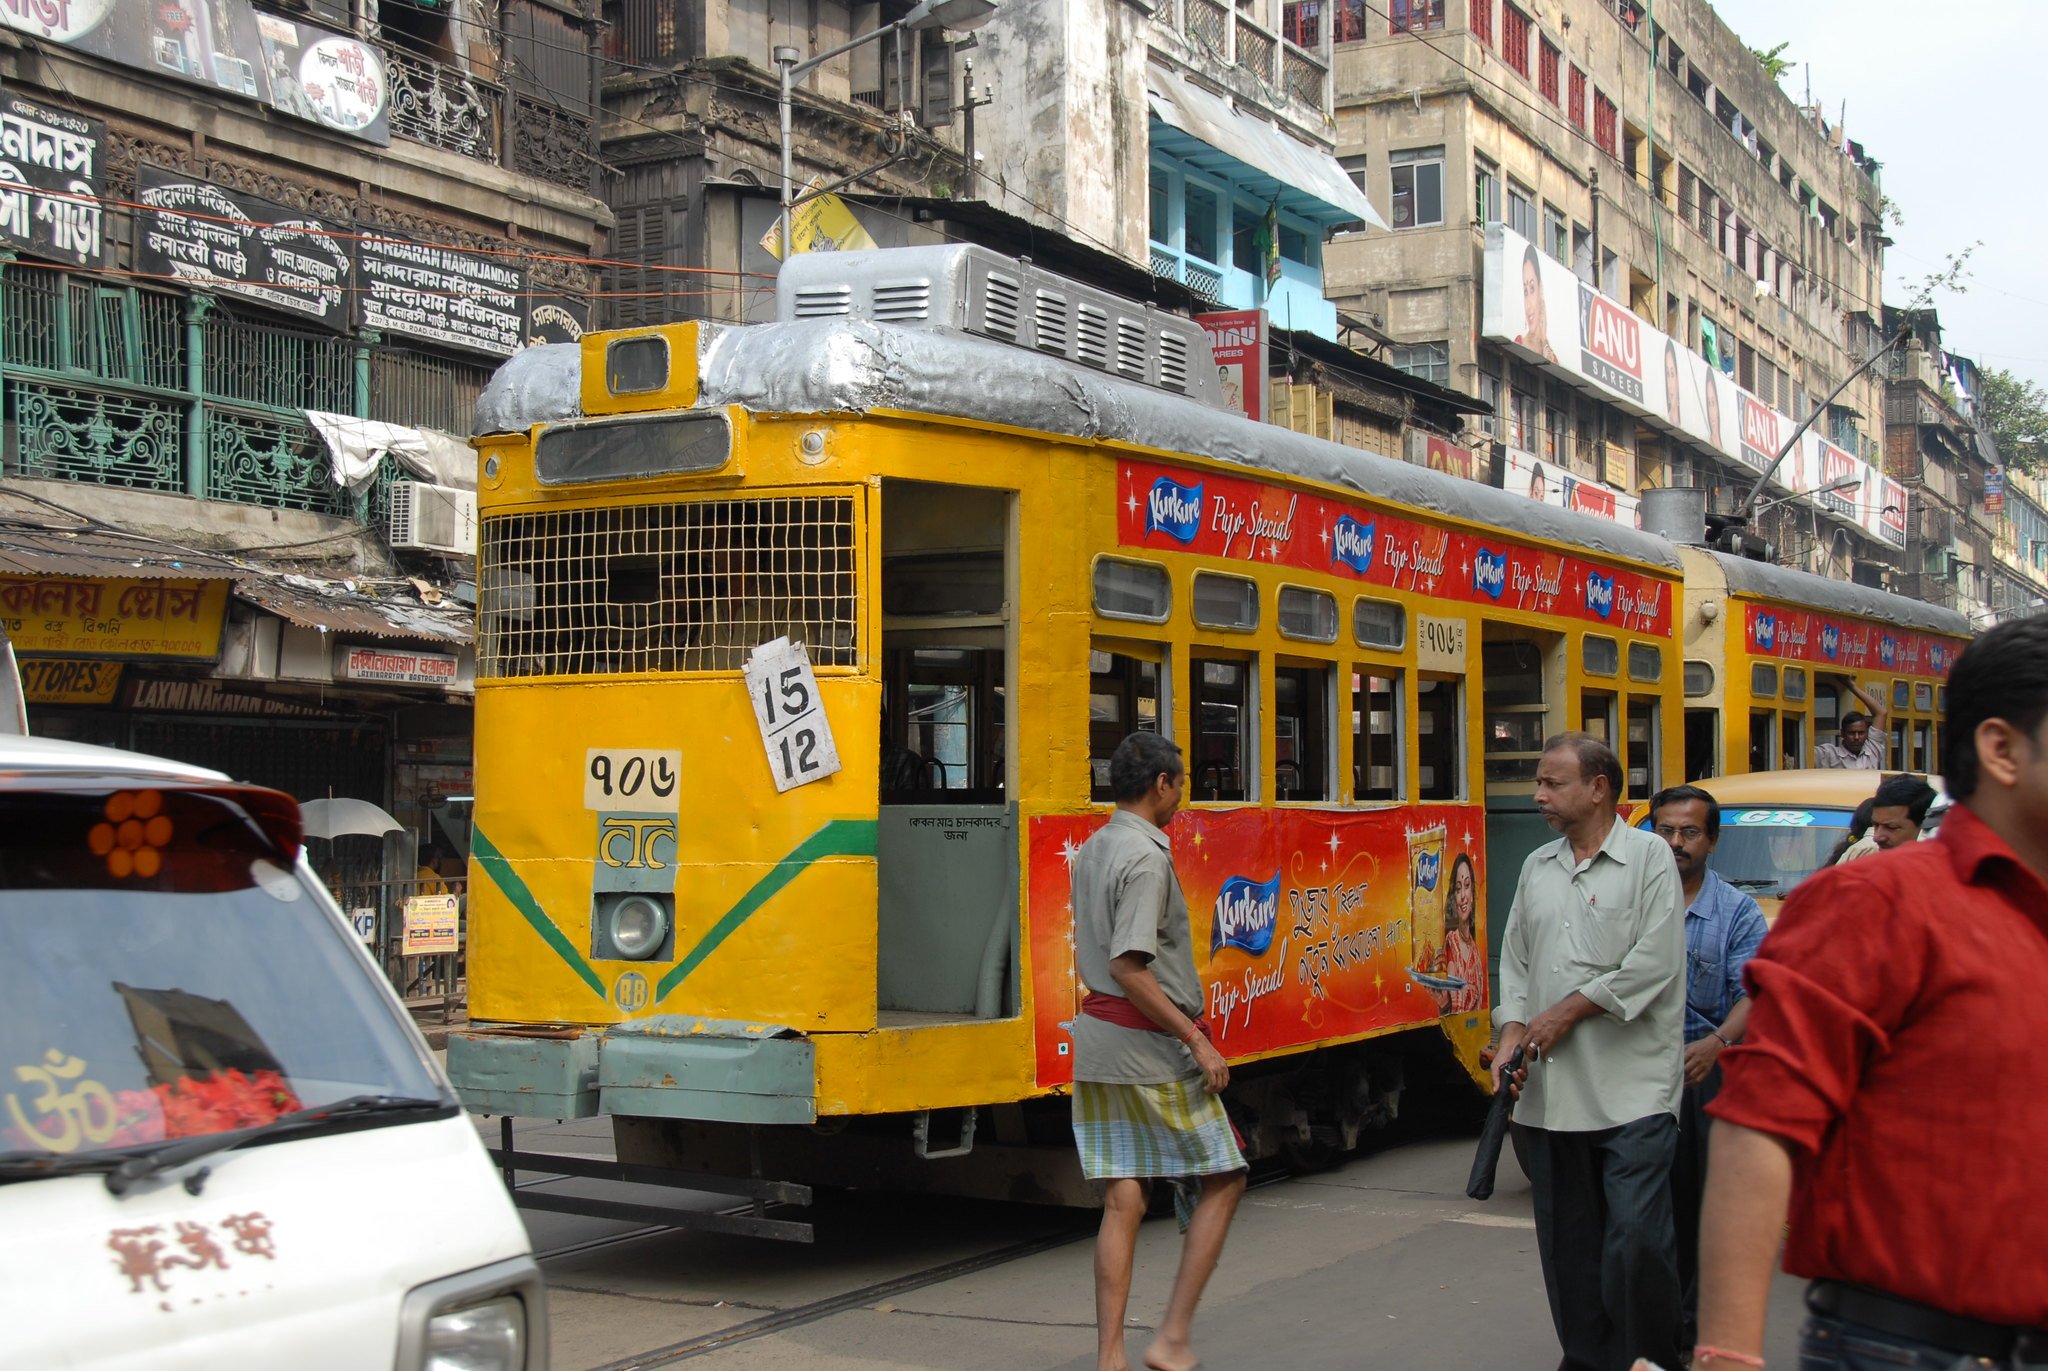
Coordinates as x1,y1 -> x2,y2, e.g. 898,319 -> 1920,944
389,481 -> 477,556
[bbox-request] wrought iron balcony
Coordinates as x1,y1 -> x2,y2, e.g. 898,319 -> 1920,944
376,41 -> 595,196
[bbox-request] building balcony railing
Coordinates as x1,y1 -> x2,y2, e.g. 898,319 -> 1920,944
1185,0 -> 1230,55
1281,41 -> 1328,111
1236,14 -> 1277,83
1150,244 -> 1224,305
377,42 -> 595,196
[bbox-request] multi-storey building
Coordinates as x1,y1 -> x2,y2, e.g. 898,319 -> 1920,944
1884,315 -> 2048,625
596,0 -> 1481,441
0,2 -> 608,852
1319,0 -> 1901,572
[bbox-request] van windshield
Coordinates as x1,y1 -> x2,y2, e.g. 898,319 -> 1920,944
0,788 -> 446,1165
1705,806 -> 1856,901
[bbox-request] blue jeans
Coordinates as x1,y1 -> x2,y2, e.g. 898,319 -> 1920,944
1800,1311 -> 2008,1370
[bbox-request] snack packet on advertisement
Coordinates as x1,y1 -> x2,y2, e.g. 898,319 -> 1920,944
1407,823 -> 1447,972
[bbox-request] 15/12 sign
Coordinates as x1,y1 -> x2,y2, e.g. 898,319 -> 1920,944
743,637 -> 843,793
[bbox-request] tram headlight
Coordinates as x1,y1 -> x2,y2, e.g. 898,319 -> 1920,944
603,894 -> 669,961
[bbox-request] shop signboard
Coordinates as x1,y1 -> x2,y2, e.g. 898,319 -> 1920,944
1029,806 -> 1487,1087
356,229 -> 526,358
16,657 -> 122,704
135,166 -> 353,331
121,675 -> 342,718
0,576 -> 228,660
339,645 -> 460,687
1197,309 -> 1266,424
1424,435 -> 1475,481
0,89 -> 106,268
524,293 -> 590,348
401,894 -> 461,956
0,0 -> 388,145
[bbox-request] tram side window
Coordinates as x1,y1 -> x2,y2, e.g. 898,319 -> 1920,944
1352,669 -> 1404,801
1626,699 -> 1658,800
1780,714 -> 1805,773
1090,647 -> 1164,802
1580,690 -> 1615,745
1417,675 -> 1463,800
1911,720 -> 1931,773
1274,665 -> 1331,801
1482,640 -> 1547,786
1190,656 -> 1254,801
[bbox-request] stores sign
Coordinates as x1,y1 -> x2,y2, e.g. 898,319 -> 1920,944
341,646 -> 458,686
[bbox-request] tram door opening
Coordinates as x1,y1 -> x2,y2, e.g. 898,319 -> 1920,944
1479,630 -> 1563,1001
875,480 -> 1018,1022
1683,659 -> 1718,781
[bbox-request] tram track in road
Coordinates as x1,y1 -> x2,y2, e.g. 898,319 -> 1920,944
573,1163 -> 1293,1369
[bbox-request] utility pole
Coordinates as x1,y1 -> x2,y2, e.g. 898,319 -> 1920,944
957,56 -> 993,199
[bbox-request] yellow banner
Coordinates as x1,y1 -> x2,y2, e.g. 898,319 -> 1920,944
403,894 -> 462,956
18,658 -> 124,704
759,178 -> 880,261
0,577 -> 229,660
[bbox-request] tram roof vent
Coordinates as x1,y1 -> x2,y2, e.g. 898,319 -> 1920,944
776,245 -> 1230,411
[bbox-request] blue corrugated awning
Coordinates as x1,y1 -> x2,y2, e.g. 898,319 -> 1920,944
1146,65 -> 1387,231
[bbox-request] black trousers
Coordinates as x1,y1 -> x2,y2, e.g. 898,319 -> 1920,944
1524,1113 -> 1683,1371
1672,1064 -> 1723,1346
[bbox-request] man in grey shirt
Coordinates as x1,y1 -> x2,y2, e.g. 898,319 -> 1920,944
1494,732 -> 1685,1371
1813,680 -> 1891,769
1070,732 -> 1244,1371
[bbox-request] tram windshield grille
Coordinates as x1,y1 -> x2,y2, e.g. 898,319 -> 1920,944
477,496 -> 857,678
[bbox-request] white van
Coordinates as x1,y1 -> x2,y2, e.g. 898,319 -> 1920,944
0,736 -> 546,1370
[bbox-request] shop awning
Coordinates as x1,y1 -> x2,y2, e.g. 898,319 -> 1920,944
234,576 -> 471,644
1146,65 -> 1387,231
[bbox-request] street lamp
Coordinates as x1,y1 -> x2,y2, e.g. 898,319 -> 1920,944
775,0 -> 1000,260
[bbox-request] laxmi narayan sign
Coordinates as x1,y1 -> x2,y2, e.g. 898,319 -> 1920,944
356,229 -> 526,358
0,89 -> 105,268
134,166 -> 352,331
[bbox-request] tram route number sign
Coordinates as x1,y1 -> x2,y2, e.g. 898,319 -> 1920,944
743,636 -> 843,793
584,748 -> 681,812
1416,613 -> 1468,673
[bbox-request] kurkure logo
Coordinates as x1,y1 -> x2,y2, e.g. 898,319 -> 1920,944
1753,614 -> 1778,651
1212,874 -> 1281,956
1412,848 -> 1441,891
1879,634 -> 1898,668
1473,548 -> 1507,599
1145,478 -> 1203,543
1332,515 -> 1377,574
1821,624 -> 1841,659
1585,571 -> 1615,618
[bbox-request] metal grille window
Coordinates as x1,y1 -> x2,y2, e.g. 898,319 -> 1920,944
1093,558 -> 1171,622
1783,666 -> 1807,702
1684,660 -> 1714,698
1354,598 -> 1406,650
1752,663 -> 1778,698
1582,635 -> 1620,677
1192,573 -> 1259,631
1628,642 -> 1664,683
478,496 -> 858,678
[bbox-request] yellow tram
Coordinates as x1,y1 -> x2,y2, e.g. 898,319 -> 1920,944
446,245 -> 1956,1211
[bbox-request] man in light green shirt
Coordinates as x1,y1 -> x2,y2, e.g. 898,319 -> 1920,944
1494,732 -> 1685,1371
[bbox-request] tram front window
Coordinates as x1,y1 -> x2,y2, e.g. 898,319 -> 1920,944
1190,657 -> 1252,801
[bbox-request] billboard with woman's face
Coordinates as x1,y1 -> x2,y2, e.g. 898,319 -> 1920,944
1480,224 -> 1901,542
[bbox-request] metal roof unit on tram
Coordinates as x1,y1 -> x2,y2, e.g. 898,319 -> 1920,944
1701,548 -> 1971,637
478,313 -> 1683,575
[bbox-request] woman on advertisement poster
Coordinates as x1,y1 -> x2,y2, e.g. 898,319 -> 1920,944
1519,244 -> 1560,363
1429,852 -> 1484,1014
1663,339 -> 1684,427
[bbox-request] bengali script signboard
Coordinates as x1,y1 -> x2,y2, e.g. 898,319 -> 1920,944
135,166 -> 352,330
1029,806 -> 1486,1087
0,89 -> 105,268
1741,603 -> 1962,681
0,576 -> 229,659
1118,459 -> 1673,635
356,230 -> 527,358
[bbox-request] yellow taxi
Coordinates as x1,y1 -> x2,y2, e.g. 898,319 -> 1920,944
1628,769 -> 1943,921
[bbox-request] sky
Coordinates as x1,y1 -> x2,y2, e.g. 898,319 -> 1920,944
1707,0 -> 2048,392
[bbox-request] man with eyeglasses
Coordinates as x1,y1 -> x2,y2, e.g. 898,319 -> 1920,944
1647,784 -> 1768,1357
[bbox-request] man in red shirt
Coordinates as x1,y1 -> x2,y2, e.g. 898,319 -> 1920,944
1692,616 -> 2048,1370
